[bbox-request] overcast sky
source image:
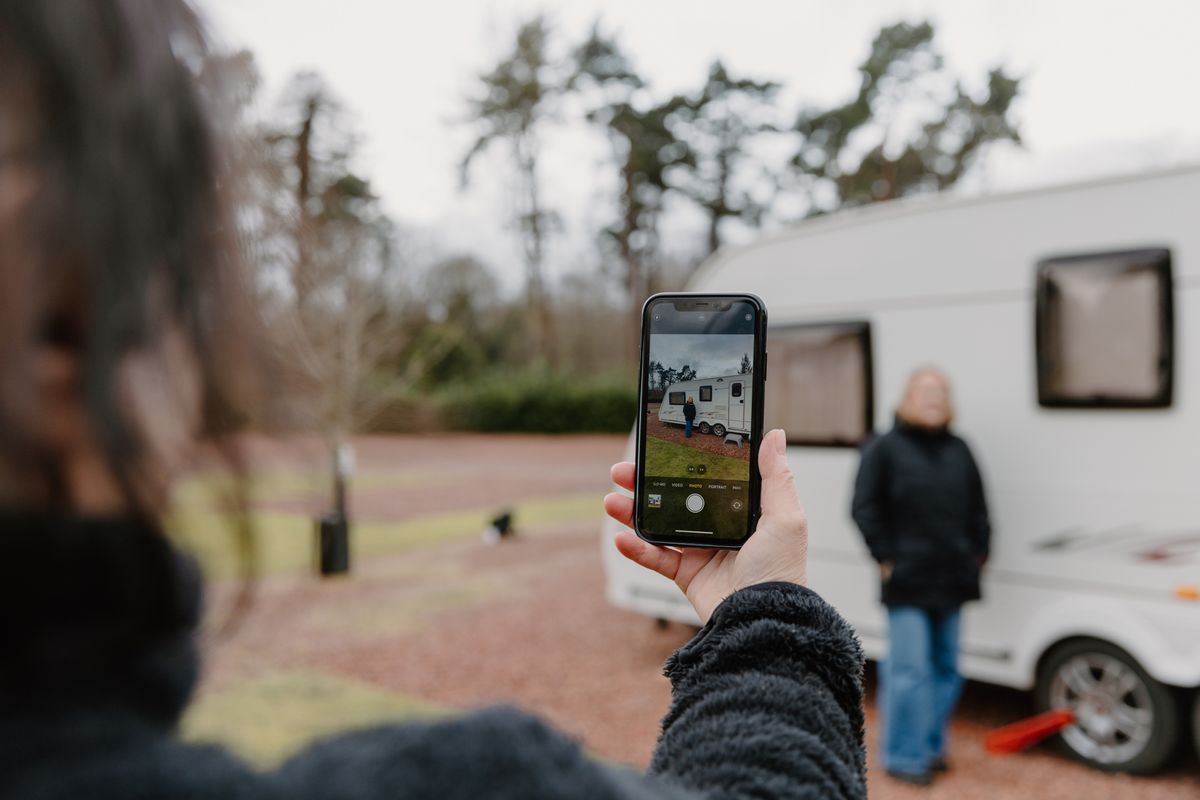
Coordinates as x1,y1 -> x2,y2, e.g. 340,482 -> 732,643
651,335 -> 755,382
201,0 -> 1200,293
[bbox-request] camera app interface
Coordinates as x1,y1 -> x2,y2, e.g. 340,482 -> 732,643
640,299 -> 757,541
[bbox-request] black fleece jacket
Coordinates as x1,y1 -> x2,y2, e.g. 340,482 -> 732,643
0,513 -> 866,800
851,418 -> 991,610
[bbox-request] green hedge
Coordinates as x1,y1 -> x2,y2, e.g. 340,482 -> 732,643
436,371 -> 637,433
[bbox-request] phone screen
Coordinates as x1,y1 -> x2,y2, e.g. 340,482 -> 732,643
636,295 -> 764,546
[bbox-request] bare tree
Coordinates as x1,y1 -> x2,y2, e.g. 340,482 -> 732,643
255,73 -> 413,528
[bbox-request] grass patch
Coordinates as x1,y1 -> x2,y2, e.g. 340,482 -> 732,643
172,468 -> 444,512
644,437 -> 749,481
181,670 -> 445,767
315,580 -> 499,638
169,491 -> 603,581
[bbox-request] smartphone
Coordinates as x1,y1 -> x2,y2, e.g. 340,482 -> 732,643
634,293 -> 767,548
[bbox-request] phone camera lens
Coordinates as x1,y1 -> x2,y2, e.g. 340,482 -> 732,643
653,315 -> 661,321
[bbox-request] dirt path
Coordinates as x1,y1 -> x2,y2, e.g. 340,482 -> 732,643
644,412 -> 751,461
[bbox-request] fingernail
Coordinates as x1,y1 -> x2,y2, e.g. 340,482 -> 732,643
773,429 -> 786,454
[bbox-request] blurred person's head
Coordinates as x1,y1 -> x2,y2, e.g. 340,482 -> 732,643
0,0 -> 253,520
687,396 -> 694,403
897,367 -> 953,430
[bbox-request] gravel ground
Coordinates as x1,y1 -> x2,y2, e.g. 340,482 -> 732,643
196,434 -> 1200,798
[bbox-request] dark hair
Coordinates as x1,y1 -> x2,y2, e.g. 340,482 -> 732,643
0,0 -> 256,516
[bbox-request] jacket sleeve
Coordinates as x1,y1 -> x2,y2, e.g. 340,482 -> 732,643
965,442 -> 991,562
649,582 -> 866,800
271,706 -> 697,800
850,436 -> 892,563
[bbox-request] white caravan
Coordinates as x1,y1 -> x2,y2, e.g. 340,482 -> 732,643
602,166 -> 1200,773
658,375 -> 753,437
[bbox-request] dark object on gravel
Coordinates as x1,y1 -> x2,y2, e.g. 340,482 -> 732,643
1,515 -> 867,800
483,510 -> 515,544
317,512 -> 351,575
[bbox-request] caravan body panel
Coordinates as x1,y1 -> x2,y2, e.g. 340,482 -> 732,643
603,167 -> 1200,691
657,375 -> 753,435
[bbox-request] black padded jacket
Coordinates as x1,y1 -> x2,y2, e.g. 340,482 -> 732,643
851,418 -> 991,611
0,513 -> 867,800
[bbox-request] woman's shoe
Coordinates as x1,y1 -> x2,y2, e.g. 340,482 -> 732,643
886,769 -> 933,786
930,756 -> 949,772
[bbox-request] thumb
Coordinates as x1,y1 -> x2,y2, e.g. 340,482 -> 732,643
758,428 -> 801,518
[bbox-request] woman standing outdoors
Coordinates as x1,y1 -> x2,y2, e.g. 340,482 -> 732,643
851,367 -> 991,786
683,395 -> 697,437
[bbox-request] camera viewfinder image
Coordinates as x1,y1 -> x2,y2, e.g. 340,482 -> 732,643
643,331 -> 754,539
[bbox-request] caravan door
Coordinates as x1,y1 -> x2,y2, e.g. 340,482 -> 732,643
728,380 -> 746,430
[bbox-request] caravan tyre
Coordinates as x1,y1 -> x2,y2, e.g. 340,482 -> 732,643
1035,638 -> 1178,774
712,424 -> 726,437
1192,689 -> 1200,764
698,422 -> 711,434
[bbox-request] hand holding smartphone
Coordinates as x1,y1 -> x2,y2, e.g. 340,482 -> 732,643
605,428 -> 810,624
606,292 -> 807,623
634,293 -> 767,549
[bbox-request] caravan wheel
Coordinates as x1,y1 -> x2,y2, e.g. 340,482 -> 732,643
712,424 -> 726,437
698,422 -> 711,434
1035,639 -> 1178,774
1192,689 -> 1200,763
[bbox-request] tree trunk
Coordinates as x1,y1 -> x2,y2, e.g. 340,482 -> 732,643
332,441 -> 348,518
881,158 -> 898,200
293,97 -> 318,312
619,157 -> 644,366
706,150 -> 731,257
328,431 -> 357,515
518,135 -> 558,369
706,213 -> 720,258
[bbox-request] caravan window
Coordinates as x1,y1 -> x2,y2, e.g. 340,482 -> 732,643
668,391 -> 685,405
764,321 -> 873,447
731,383 -> 742,398
700,385 -> 712,402
1036,249 -> 1173,408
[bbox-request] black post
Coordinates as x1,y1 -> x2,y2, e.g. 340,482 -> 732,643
317,512 -> 349,576
316,442 -> 352,576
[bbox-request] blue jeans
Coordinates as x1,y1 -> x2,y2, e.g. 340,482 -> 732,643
685,419 -> 693,437
879,606 -> 963,775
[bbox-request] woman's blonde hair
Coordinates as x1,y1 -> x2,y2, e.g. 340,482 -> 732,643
896,366 -> 954,428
